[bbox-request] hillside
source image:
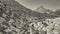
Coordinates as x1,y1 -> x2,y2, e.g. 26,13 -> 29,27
0,0 -> 60,34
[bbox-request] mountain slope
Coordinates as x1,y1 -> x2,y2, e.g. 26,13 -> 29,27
0,0 -> 59,18
0,0 -> 60,34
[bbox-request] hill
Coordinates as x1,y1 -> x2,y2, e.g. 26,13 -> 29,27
0,0 -> 60,34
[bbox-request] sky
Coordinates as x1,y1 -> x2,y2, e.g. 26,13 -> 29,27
15,0 -> 60,10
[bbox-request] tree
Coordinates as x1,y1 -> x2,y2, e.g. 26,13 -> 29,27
0,1 -> 6,17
